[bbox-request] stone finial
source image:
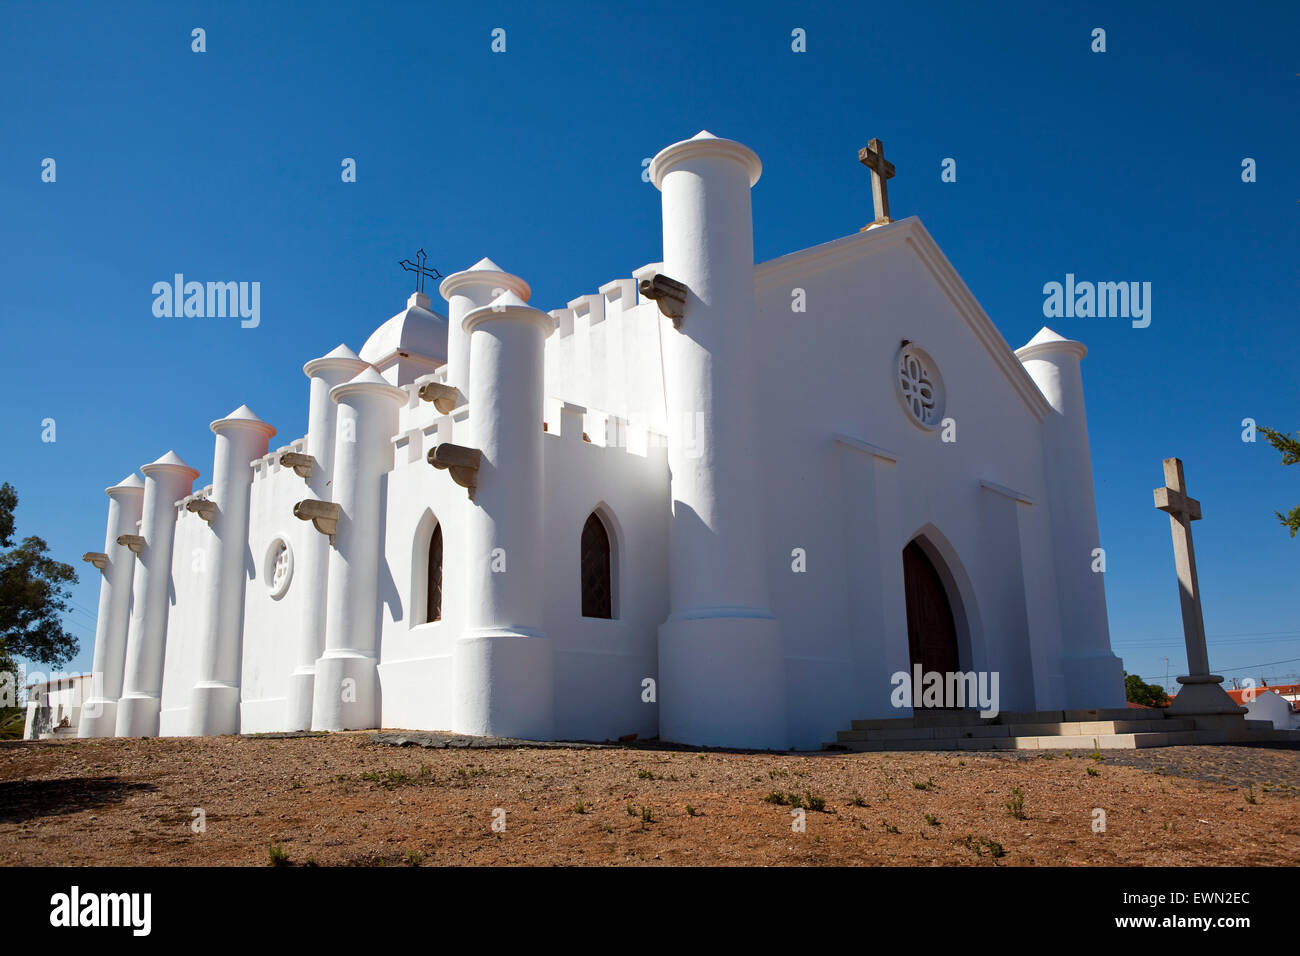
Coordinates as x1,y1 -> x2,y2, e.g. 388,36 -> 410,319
185,498 -> 217,526
417,380 -> 461,414
116,534 -> 146,554
638,273 -> 688,328
293,499 -> 340,544
427,443 -> 482,499
279,452 -> 315,480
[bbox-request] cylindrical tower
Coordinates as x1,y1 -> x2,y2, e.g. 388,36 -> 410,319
650,130 -> 787,749
78,474 -> 145,737
1016,327 -> 1124,707
286,345 -> 368,730
115,451 -> 199,737
187,406 -> 275,736
439,258 -> 531,397
311,366 -> 406,730
451,290 -> 555,739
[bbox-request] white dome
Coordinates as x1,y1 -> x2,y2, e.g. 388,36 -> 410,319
359,292 -> 449,383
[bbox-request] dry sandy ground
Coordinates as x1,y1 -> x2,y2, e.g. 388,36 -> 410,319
1,733 -> 1296,866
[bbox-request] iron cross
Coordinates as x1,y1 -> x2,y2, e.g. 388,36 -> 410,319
858,137 -> 895,227
399,248 -> 442,294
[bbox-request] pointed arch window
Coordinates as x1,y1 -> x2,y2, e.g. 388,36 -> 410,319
426,522 -> 443,623
581,512 -> 613,619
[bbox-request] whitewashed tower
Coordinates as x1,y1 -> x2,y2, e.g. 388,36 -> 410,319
439,258 -> 532,397
452,290 -> 555,739
650,131 -> 787,748
77,474 -> 145,737
286,345 -> 368,730
187,406 -> 276,735
115,451 -> 199,737
311,366 -> 406,730
1016,328 -> 1125,707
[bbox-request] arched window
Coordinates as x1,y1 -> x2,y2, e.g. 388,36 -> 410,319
580,512 -> 613,619
426,522 -> 443,623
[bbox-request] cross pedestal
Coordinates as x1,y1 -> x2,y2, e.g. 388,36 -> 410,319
1153,458 -> 1245,716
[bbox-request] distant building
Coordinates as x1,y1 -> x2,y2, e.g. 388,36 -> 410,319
24,673 -> 93,739
1226,683 -> 1300,730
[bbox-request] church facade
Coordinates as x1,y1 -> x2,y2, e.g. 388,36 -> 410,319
77,131 -> 1125,750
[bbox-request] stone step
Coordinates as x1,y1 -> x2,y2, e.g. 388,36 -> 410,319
837,718 -> 1197,743
1063,708 -> 1165,722
824,727 -> 1295,752
910,710 -> 993,727
847,707 -> 1171,731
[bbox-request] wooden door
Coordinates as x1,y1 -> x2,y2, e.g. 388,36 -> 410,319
903,541 -> 961,695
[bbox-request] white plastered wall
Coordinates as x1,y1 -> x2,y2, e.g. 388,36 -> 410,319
753,219 -> 1070,748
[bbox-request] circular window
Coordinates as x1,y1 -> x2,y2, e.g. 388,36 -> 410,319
264,537 -> 294,599
895,344 -> 945,430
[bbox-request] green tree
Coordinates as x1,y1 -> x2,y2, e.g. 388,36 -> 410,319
1124,671 -> 1170,708
1259,426 -> 1300,537
0,482 -> 79,677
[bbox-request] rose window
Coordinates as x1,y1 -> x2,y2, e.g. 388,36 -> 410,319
896,345 -> 945,429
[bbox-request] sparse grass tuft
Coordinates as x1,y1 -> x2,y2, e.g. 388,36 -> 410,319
960,834 -> 1005,859
1006,787 -> 1026,819
268,843 -> 290,867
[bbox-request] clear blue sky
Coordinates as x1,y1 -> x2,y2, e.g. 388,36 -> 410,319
2,1 -> 1296,694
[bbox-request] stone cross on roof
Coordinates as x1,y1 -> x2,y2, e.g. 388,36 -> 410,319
858,137 -> 895,228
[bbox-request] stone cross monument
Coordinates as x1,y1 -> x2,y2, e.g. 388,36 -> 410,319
1153,457 -> 1244,715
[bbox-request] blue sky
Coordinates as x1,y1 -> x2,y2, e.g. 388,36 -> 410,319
2,0 -> 1296,693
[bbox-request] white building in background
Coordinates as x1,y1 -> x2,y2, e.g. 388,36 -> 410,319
77,131 -> 1125,750
24,673 -> 93,740
1226,683 -> 1300,730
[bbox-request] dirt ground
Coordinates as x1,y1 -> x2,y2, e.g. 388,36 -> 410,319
1,733 -> 1296,866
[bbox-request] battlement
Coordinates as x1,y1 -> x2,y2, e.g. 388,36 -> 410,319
550,271 -> 647,339
250,437 -> 309,485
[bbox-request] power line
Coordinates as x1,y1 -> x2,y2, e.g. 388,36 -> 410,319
1114,629 -> 1300,648
1132,657 -> 1300,682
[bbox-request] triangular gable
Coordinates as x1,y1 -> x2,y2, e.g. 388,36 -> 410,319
754,217 -> 1053,422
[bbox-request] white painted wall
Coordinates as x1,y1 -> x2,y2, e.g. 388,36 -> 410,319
159,499 -> 209,735
241,442 -> 314,732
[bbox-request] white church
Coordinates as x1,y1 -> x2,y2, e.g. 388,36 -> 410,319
76,131 -> 1126,751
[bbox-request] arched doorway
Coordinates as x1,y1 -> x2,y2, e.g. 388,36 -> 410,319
902,540 -> 961,688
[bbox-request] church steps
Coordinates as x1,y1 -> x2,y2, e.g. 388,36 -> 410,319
826,712 -> 1300,751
